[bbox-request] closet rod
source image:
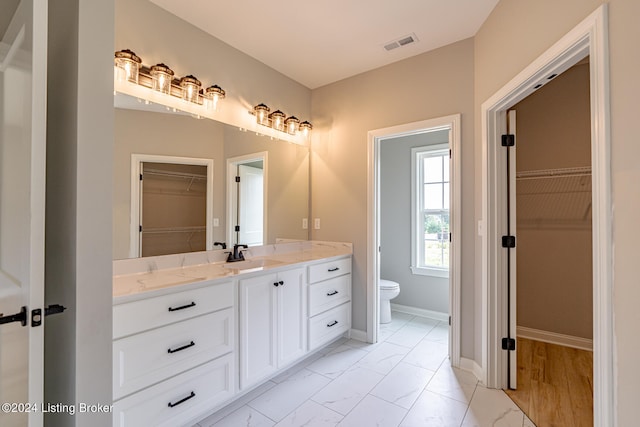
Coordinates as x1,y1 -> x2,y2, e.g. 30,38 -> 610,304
516,166 -> 591,180
143,169 -> 207,180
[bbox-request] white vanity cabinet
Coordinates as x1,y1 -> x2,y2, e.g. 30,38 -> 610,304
238,267 -> 306,389
308,257 -> 352,350
112,281 -> 235,427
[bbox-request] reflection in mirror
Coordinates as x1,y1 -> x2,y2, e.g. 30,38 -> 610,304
113,93 -> 309,260
228,154 -> 266,247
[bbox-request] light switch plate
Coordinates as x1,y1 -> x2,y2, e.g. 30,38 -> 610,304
314,218 -> 321,229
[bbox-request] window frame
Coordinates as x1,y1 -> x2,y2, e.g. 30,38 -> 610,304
410,143 -> 450,278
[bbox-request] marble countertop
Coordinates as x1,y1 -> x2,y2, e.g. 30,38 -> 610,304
113,241 -> 352,303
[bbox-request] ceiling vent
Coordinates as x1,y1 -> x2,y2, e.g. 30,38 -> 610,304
383,33 -> 419,52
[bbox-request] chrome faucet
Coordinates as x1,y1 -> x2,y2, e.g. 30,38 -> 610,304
227,244 -> 248,262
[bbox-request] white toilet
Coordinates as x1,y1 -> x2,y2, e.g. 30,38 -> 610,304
379,279 -> 400,324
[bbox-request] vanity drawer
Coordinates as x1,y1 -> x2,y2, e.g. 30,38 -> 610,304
308,257 -> 351,284
113,308 -> 234,400
113,281 -> 233,339
309,274 -> 351,317
308,302 -> 351,350
113,353 -> 235,427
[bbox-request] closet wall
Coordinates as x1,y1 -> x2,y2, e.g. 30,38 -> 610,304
141,162 -> 208,256
514,60 -> 592,340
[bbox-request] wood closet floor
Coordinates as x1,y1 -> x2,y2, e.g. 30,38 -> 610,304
505,337 -> 593,427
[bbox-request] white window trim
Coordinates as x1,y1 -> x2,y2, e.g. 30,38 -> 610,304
410,143 -> 450,278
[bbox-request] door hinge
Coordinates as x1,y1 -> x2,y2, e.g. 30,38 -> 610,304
449,232 -> 452,243
140,173 -> 143,181
0,306 -> 27,327
235,225 -> 240,232
235,176 -> 240,183
139,225 -> 143,233
501,235 -> 516,248
501,134 -> 515,147
502,337 -> 516,351
448,316 -> 451,326
449,149 -> 452,158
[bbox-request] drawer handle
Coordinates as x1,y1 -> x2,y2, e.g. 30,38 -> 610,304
326,290 -> 339,296
168,391 -> 195,408
327,320 -> 339,327
168,302 -> 196,312
167,341 -> 195,354
328,267 -> 340,272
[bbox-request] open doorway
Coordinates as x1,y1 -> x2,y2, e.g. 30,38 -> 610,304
480,5 -> 612,425
502,59 -> 594,426
367,114 -> 461,366
226,152 -> 268,247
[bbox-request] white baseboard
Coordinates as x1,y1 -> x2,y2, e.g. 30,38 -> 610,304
349,329 -> 368,343
517,326 -> 593,351
459,357 -> 484,382
390,303 -> 448,322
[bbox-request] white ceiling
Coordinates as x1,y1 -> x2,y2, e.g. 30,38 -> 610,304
150,0 -> 499,89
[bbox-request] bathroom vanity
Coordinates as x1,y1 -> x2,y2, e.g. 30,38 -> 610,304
111,241 -> 352,427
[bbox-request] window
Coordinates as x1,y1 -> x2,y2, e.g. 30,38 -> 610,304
411,144 -> 450,277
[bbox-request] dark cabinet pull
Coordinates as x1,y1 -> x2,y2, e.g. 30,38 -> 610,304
279,280 -> 284,286
167,341 -> 195,354
326,290 -> 339,296
327,320 -> 339,327
328,267 -> 339,272
168,302 -> 196,312
168,391 -> 195,408
273,282 -> 279,287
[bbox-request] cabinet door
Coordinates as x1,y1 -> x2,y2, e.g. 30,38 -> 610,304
239,273 -> 277,389
277,268 -> 307,366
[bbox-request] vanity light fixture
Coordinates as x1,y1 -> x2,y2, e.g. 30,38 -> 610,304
114,49 -> 142,84
269,110 -> 286,132
203,85 -> 225,111
284,116 -> 300,135
149,63 -> 174,95
179,75 -> 202,104
114,49 -> 225,110
254,103 -> 271,126
299,120 -> 313,138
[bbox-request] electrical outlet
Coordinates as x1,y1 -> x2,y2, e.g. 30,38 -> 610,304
213,218 -> 219,227
314,218 -> 321,229
302,218 -> 308,229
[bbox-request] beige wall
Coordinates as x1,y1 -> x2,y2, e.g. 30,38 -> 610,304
513,63 -> 592,339
311,38 -> 476,350
475,0 -> 640,423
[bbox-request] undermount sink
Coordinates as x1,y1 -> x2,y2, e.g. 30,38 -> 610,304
222,258 -> 282,271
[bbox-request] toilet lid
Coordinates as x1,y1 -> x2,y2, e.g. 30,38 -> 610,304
380,279 -> 399,290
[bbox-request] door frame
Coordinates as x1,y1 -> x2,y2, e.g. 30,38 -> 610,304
366,114 -> 461,367
129,153 -> 214,257
226,151 -> 268,247
480,4 -> 612,425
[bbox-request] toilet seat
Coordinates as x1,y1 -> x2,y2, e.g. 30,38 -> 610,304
379,279 -> 399,290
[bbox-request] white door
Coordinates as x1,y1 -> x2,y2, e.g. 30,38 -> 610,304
0,0 -> 47,426
238,164 -> 264,246
506,110 -> 518,389
277,268 -> 306,366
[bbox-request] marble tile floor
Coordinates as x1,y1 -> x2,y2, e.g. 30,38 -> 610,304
193,311 -> 535,427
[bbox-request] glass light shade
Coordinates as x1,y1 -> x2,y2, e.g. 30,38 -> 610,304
204,85 -> 225,111
284,116 -> 300,135
114,49 -> 141,84
179,75 -> 202,104
269,110 -> 286,132
299,120 -> 313,138
150,63 -> 174,94
254,103 -> 270,126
